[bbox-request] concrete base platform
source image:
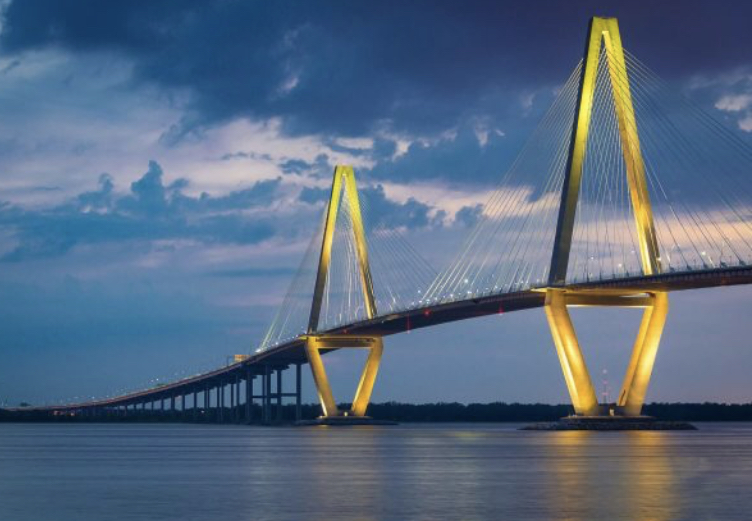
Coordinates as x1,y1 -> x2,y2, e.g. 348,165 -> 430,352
295,416 -> 398,426
522,415 -> 696,431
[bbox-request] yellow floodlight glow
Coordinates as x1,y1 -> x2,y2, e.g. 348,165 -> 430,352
304,166 -> 384,418
545,17 -> 668,417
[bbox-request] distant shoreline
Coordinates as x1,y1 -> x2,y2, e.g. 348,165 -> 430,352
3,402 -> 752,423
368,402 -> 752,422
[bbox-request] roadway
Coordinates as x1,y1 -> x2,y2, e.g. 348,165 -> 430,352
16,264 -> 752,414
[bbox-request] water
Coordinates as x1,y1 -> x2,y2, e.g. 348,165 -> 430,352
1,422 -> 751,520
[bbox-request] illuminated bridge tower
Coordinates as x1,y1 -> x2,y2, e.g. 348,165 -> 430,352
304,166 -> 384,420
545,17 -> 668,417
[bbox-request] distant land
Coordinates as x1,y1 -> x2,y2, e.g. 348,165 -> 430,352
3,402 -> 752,422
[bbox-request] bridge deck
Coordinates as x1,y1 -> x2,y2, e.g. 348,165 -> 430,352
21,265 -> 752,413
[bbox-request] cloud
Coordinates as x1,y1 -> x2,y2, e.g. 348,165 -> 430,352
206,267 -> 296,278
455,203 -> 484,227
0,0 -> 609,139
297,178 -> 447,231
280,153 -> 332,179
715,93 -> 752,112
0,160 -> 281,261
0,45 -> 378,209
367,124 -> 516,185
2,0 -> 752,188
0,159 -> 462,263
5,0 -> 751,193
0,58 -> 20,74
220,151 -> 272,162
691,68 -> 752,133
359,185 -> 444,231
298,186 -> 329,204
77,173 -> 114,211
740,114 -> 752,132
715,88 -> 752,132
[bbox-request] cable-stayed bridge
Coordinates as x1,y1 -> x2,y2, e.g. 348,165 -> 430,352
20,17 -> 752,423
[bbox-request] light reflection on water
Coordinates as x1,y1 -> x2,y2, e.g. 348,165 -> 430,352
1,423 -> 751,520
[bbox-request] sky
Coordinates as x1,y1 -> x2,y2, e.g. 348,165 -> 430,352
1,0 -> 752,407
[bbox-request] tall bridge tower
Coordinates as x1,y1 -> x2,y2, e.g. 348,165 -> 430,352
304,166 -> 384,419
545,17 -> 667,417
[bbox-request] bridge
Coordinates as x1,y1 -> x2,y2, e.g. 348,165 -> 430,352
15,17 -> 752,424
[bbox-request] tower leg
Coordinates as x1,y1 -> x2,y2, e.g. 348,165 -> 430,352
618,292 -> 669,416
304,335 -> 383,418
304,339 -> 339,417
544,289 -> 669,417
351,341 -> 383,417
544,290 -> 600,416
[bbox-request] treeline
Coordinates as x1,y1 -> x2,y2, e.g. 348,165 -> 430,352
367,402 -> 752,422
4,402 -> 752,422
366,402 -> 574,422
642,402 -> 752,422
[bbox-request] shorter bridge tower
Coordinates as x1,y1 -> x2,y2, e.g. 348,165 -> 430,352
304,165 -> 384,419
546,16 -> 668,417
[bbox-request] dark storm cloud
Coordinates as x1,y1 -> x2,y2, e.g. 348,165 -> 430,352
359,185 -> 444,230
5,0 -> 751,143
0,161 -> 280,261
298,186 -> 329,205
0,160 -> 448,262
455,204 -> 484,228
280,154 -> 331,179
297,182 -> 442,229
367,124 -> 514,185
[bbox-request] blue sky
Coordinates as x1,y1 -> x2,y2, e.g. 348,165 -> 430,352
1,0 -> 752,407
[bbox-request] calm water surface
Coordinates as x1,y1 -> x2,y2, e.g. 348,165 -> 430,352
1,422 -> 751,520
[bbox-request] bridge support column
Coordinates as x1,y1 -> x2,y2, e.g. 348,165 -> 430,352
214,385 -> 219,423
304,335 -> 383,418
204,384 -> 209,421
230,379 -> 236,423
295,363 -> 302,422
235,375 -> 241,424
544,289 -> 668,417
276,369 -> 283,422
219,383 -> 224,423
263,366 -> 271,424
245,370 -> 253,424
